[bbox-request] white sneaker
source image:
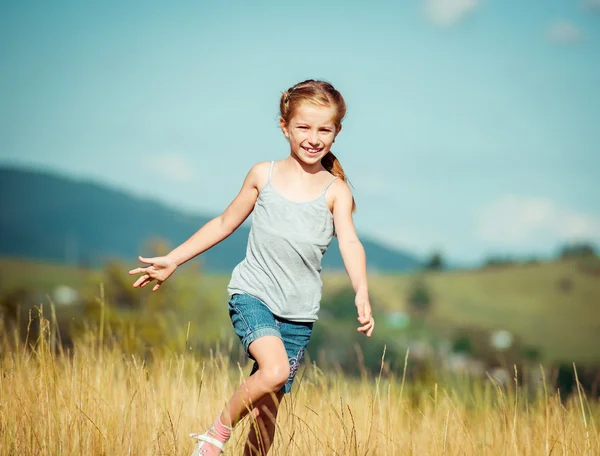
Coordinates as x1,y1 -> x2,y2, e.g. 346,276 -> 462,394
189,427 -> 225,456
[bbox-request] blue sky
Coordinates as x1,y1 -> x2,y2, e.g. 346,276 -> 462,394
1,0 -> 599,264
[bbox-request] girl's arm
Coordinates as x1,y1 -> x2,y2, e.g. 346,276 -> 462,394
129,162 -> 267,291
331,181 -> 375,337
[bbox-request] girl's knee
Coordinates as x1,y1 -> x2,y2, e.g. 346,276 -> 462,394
259,364 -> 290,391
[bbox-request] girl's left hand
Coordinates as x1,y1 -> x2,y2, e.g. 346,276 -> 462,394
355,290 -> 375,337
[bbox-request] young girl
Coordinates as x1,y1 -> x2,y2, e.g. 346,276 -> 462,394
129,79 -> 375,455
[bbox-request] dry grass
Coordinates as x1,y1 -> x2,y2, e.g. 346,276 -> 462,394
1,307 -> 599,456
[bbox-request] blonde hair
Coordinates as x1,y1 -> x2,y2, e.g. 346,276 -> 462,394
280,79 -> 355,211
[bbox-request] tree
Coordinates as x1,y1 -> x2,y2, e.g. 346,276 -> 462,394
559,242 -> 597,260
407,278 -> 433,315
482,255 -> 515,268
425,251 -> 444,271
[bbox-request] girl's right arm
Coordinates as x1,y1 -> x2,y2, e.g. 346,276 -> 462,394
129,162 -> 267,291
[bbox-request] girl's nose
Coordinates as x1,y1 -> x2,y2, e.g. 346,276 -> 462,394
309,130 -> 320,145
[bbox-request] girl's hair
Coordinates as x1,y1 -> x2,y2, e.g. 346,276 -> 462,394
280,79 -> 356,211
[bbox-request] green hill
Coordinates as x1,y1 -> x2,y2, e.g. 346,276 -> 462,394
337,258 -> 600,363
0,166 -> 420,272
1,257 -> 598,363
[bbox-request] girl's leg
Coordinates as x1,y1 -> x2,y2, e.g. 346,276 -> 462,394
220,335 -> 289,427
244,392 -> 284,456
192,336 -> 288,455
240,318 -> 311,455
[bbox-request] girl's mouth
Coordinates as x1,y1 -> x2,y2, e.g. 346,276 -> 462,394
303,146 -> 323,155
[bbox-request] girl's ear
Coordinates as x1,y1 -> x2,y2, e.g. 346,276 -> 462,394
279,118 -> 289,138
335,124 -> 343,136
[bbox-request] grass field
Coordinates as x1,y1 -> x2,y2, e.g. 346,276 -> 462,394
1,257 -> 600,454
1,314 -> 599,456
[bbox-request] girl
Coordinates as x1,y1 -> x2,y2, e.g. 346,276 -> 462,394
129,79 -> 375,455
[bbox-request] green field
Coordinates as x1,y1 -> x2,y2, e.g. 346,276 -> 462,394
1,256 -> 599,363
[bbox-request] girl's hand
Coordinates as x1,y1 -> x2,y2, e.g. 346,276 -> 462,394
355,289 -> 375,337
128,256 -> 177,292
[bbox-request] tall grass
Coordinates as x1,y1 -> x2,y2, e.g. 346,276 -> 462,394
1,305 -> 598,455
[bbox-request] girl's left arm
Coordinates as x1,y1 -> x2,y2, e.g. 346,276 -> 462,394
332,182 -> 375,337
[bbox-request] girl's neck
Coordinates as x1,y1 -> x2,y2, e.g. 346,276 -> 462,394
286,153 -> 324,176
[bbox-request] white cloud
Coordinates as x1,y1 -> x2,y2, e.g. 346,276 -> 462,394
546,21 -> 584,44
583,0 -> 600,12
424,0 -> 480,27
144,154 -> 195,182
476,196 -> 600,249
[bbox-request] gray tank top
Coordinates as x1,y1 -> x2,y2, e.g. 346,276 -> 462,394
227,161 -> 337,322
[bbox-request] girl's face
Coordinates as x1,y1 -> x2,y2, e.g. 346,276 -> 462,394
280,103 -> 341,166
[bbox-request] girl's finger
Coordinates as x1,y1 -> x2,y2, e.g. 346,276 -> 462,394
358,319 -> 374,335
133,274 -> 150,288
357,323 -> 370,332
152,281 -> 162,292
139,277 -> 153,288
129,267 -> 147,275
139,256 -> 159,264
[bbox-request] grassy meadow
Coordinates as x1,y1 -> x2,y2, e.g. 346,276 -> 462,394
1,311 -> 599,455
1,256 -> 600,455
2,256 -> 597,362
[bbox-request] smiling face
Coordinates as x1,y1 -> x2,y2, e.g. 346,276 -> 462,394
280,103 -> 341,166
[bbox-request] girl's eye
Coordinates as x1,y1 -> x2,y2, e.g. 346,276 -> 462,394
298,126 -> 309,130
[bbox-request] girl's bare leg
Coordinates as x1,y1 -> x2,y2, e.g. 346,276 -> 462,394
243,392 -> 284,456
192,337 -> 288,455
219,335 -> 289,427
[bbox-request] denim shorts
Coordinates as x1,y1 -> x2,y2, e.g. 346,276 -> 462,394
228,293 -> 313,394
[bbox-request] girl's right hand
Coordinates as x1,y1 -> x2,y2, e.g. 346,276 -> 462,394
128,256 -> 178,292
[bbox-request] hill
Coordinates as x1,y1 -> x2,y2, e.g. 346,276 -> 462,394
0,166 -> 421,272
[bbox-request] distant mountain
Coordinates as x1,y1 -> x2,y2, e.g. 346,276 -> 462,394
0,166 -> 421,272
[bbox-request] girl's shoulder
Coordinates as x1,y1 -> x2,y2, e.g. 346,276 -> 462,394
325,176 -> 352,213
247,161 -> 274,191
248,161 -> 272,176
327,175 -> 351,196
